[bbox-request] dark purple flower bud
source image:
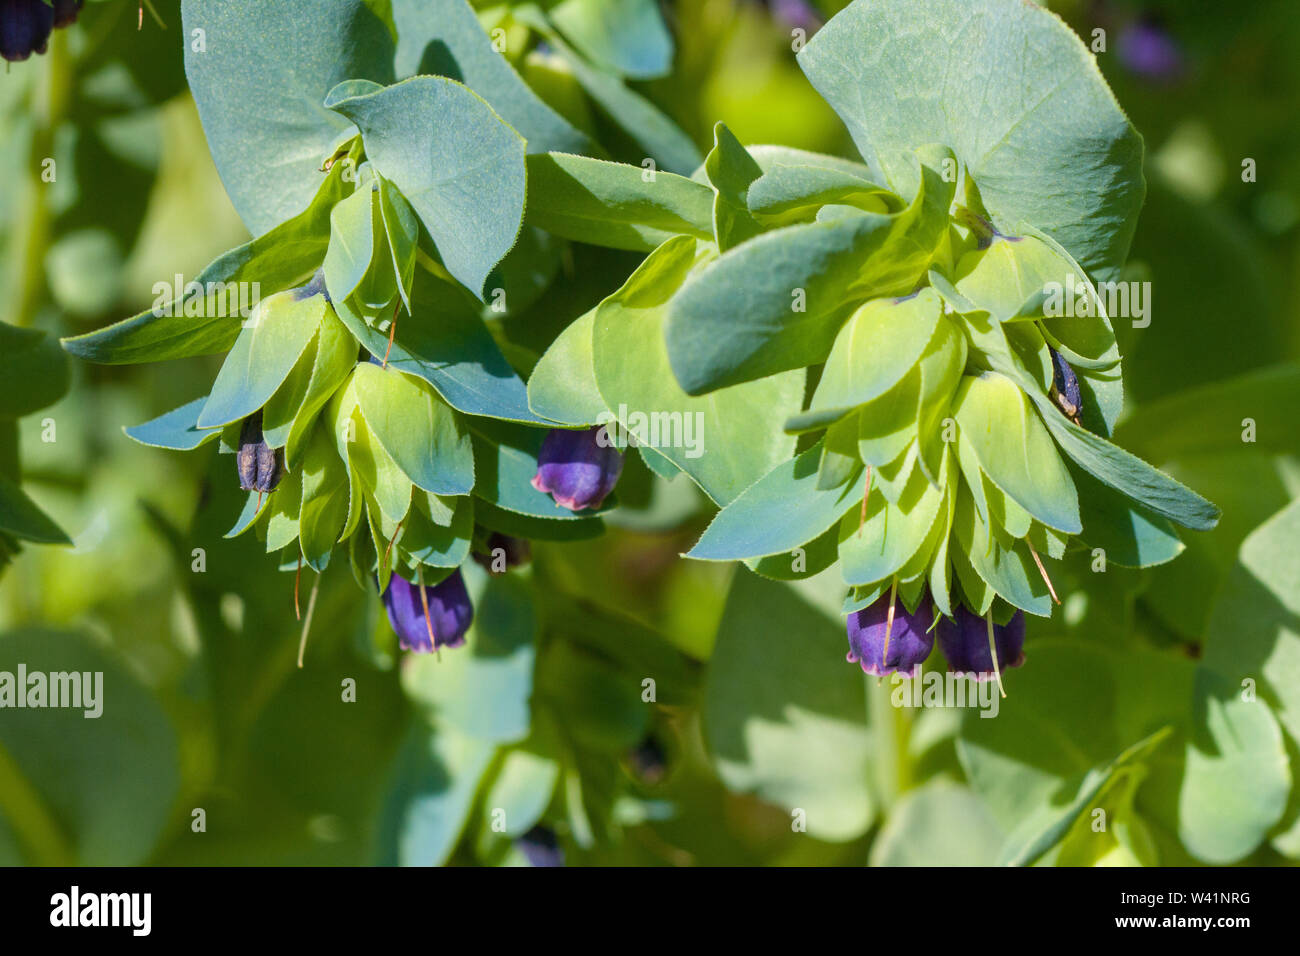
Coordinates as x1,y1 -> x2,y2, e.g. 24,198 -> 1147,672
515,825 -> 564,867
471,532 -> 531,575
845,593 -> 935,678
381,569 -> 473,653
1049,347 -> 1082,423
1,0 -> 54,62
937,606 -> 1026,681
531,425 -> 623,512
1117,17 -> 1184,84
627,735 -> 667,784
236,411 -> 284,493
52,0 -> 82,29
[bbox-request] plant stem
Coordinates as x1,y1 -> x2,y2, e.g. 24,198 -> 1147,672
7,30 -> 72,329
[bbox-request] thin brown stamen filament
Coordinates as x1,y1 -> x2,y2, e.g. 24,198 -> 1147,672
417,568 -> 437,651
882,576 -> 898,665
383,303 -> 399,368
380,520 -> 403,579
1027,542 -> 1061,605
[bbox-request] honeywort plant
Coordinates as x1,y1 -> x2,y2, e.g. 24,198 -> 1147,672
526,0 -> 1221,686
60,0 -> 1218,674
26,0 -> 1295,868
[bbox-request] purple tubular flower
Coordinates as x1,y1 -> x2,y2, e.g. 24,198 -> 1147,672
845,594 -> 935,678
1,0 -> 55,62
531,425 -> 623,512
381,569 -> 473,653
937,606 -> 1026,681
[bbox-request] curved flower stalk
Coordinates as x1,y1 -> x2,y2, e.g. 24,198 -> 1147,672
523,0 -> 1220,686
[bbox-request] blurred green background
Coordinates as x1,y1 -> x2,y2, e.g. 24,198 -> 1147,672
2,0 -> 1299,866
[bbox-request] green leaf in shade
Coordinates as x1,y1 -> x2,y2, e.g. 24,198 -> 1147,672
526,307 -> 608,426
797,0 -> 1145,282
1202,499 -> 1300,857
403,566 -> 536,743
703,572 -> 875,841
591,236 -> 804,504
298,424 -> 352,571
325,76 -> 527,299
375,721 -> 495,866
197,291 -> 327,429
869,782 -> 1005,866
224,490 -> 272,540
264,471 -> 303,554
0,630 -> 179,865
284,308 -> 359,470
1070,462 -> 1183,568
515,8 -> 701,175
377,174 -> 419,313
124,398 -> 222,451
537,642 -> 650,752
997,728 -> 1172,867
837,452 -> 947,588
395,493 -> 473,570
952,371 -> 1081,534
391,0 -> 589,154
182,0 -> 394,236
523,153 -> 714,252
1114,363 -> 1300,464
261,332 -> 320,449
0,474 -> 69,545
0,325 -> 69,417
950,490 -> 1052,617
915,311 -> 967,486
959,641 -> 1289,866
352,362 -> 473,497
480,747 -> 560,839
549,0 -> 673,79
688,441 -> 865,560
665,147 -> 955,395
